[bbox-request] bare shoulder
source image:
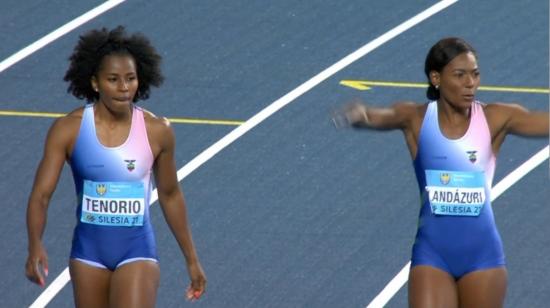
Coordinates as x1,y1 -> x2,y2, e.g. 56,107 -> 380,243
49,106 -> 85,137
482,101 -> 548,137
483,101 -> 530,115
42,106 -> 86,155
392,100 -> 427,120
142,109 -> 173,134
483,101 -> 526,122
391,100 -> 424,111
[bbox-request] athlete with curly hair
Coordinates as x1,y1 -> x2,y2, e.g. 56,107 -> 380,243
25,26 -> 206,307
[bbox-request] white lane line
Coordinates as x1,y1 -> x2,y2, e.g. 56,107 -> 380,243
30,0 -> 457,306
0,0 -> 126,74
491,146 -> 549,199
29,268 -> 71,308
366,145 -> 550,308
22,2 -> 126,307
173,0 -> 458,182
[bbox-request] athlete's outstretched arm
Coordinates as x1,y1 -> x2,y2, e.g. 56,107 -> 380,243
495,103 -> 548,137
152,118 -> 206,300
332,99 -> 418,130
25,117 -> 73,286
485,103 -> 549,153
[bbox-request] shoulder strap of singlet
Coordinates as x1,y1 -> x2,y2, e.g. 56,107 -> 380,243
77,104 -> 95,138
470,101 -> 483,121
129,106 -> 146,140
129,106 -> 154,160
418,101 -> 437,139
425,101 -> 437,124
470,101 -> 491,138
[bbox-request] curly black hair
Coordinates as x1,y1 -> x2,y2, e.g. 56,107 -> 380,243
64,26 -> 164,102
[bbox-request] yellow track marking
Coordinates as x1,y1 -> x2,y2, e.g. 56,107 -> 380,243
0,110 -> 243,126
340,80 -> 550,94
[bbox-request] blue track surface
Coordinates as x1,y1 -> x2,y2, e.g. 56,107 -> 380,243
1,1 -> 548,307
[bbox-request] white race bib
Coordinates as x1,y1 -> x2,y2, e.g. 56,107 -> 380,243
81,180 -> 145,226
425,170 -> 486,217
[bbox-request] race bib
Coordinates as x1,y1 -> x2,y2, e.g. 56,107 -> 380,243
81,180 -> 145,226
425,170 -> 486,217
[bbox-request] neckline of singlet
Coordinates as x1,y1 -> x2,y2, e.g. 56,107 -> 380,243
89,104 -> 137,150
431,101 -> 477,143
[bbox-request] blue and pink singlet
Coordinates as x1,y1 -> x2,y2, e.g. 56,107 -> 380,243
69,104 -> 157,270
411,101 -> 505,279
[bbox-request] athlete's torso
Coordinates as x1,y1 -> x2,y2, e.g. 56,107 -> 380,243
70,104 -> 154,231
411,100 -> 504,277
414,100 -> 496,206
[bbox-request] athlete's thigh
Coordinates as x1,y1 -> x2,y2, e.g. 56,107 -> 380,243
409,265 -> 459,308
69,259 -> 112,308
457,267 -> 507,308
110,260 -> 160,308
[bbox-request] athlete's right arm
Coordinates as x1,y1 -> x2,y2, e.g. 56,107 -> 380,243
332,99 -> 418,130
25,115 -> 75,286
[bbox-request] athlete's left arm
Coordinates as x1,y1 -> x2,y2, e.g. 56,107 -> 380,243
487,103 -> 549,137
495,103 -> 550,137
152,118 -> 206,300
